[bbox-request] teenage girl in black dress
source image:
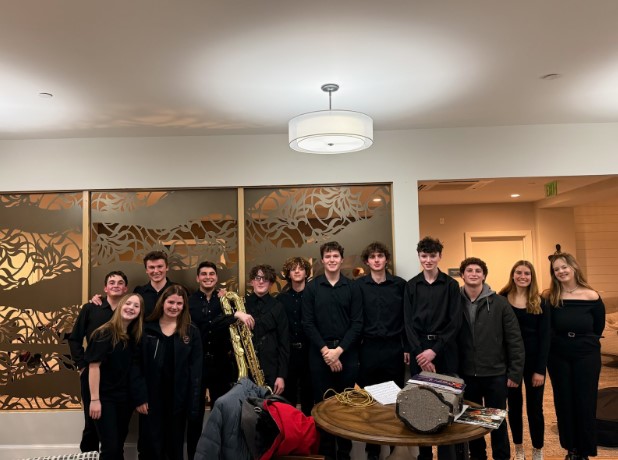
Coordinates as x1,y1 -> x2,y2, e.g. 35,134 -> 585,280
545,252 -> 605,460
86,293 -> 144,460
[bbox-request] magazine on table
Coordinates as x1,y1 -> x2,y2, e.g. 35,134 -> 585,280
454,405 -> 507,429
407,372 -> 466,394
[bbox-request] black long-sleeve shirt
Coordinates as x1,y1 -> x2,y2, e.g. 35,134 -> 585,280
134,278 -> 176,318
69,300 -> 114,371
356,273 -> 407,341
245,293 -> 290,386
188,289 -> 235,358
277,288 -> 306,344
507,300 -> 551,376
302,274 -> 363,352
404,270 -> 462,357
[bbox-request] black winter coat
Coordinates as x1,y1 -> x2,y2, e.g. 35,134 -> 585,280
132,321 -> 203,418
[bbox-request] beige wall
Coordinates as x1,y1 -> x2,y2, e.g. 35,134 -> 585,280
574,195 -> 618,300
419,202 -> 577,291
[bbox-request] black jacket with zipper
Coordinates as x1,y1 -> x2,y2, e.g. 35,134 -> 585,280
132,320 -> 203,419
457,284 -> 524,383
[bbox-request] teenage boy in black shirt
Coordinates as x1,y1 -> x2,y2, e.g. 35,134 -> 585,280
303,241 -> 362,460
278,256 -> 314,416
404,237 -> 462,460
245,264 -> 290,393
69,270 -> 129,453
357,241 -> 408,460
90,250 -> 176,318
133,250 -> 176,317
187,261 -> 250,460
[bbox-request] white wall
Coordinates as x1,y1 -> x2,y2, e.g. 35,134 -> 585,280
2,122 -> 618,456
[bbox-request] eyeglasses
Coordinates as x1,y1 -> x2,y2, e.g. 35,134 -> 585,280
253,275 -> 268,282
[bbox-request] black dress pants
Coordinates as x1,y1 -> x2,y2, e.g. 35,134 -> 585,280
187,356 -> 236,459
359,337 -> 405,458
93,400 -> 132,460
282,344 -> 314,416
507,358 -> 545,448
547,337 -> 601,457
462,375 -> 510,460
79,370 -> 100,452
139,410 -> 187,460
410,337 -> 457,460
310,345 -> 359,460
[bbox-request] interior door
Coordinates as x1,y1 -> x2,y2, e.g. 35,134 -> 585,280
464,230 -> 534,290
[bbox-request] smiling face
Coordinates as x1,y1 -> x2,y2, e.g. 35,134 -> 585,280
366,252 -> 388,273
251,270 -> 272,297
162,294 -> 184,320
146,259 -> 168,284
552,257 -> 575,285
418,251 -> 441,272
104,274 -> 128,299
288,264 -> 307,284
322,249 -> 343,275
513,265 -> 532,288
197,266 -> 218,293
462,264 -> 486,288
120,295 -> 142,322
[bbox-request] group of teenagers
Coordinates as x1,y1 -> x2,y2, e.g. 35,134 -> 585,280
68,237 -> 605,460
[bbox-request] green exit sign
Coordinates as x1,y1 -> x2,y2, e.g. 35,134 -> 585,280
545,180 -> 558,197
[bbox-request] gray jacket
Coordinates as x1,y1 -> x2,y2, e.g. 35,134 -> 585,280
195,378 -> 269,460
458,284 -> 524,383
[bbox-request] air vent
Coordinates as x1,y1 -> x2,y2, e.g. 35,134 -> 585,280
418,180 -> 493,192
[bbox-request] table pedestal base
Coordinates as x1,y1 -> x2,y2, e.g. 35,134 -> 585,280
386,445 -> 419,459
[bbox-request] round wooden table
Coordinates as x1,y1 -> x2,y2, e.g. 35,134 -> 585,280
312,396 -> 490,447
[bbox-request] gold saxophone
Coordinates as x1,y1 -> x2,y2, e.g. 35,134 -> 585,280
220,291 -> 267,388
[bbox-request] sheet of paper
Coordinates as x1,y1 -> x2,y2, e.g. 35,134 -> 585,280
364,380 -> 402,405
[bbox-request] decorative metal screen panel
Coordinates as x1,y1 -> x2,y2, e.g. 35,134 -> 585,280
90,190 -> 239,293
244,184 -> 393,292
0,193 -> 83,410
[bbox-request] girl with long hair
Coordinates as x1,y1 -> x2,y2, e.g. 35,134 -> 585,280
134,285 -> 202,460
86,293 -> 144,459
499,261 -> 549,460
544,252 -> 605,460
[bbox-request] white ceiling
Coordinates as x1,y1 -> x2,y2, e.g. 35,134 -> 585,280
2,0 -> 618,140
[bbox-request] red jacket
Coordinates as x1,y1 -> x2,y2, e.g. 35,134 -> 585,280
260,399 -> 320,459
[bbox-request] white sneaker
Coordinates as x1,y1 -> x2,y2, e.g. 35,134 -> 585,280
514,444 -> 525,460
532,447 -> 543,460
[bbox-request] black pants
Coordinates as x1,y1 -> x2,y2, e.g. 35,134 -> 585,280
186,356 -> 236,459
547,337 -> 601,457
507,358 -> 545,448
139,410 -> 187,460
410,337 -> 458,460
462,375 -> 510,460
359,336 -> 405,458
79,370 -> 99,452
310,345 -> 359,460
282,344 -> 314,416
93,400 -> 132,460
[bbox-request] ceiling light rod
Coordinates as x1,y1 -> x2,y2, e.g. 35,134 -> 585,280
288,83 -> 373,155
322,83 -> 339,110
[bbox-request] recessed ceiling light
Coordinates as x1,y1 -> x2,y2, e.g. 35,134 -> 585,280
511,194 -> 521,198
540,73 -> 561,80
372,198 -> 382,202
39,92 -> 54,98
